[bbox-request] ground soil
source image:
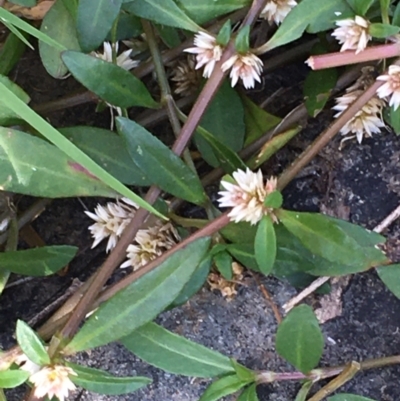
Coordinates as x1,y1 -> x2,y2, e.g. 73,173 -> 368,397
1,45 -> 400,401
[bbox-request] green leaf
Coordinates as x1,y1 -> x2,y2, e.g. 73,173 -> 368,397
230,360 -> 256,382
328,395 -> 376,401
195,124 -> 247,174
294,381 -> 313,401
265,0 -> 353,50
241,94 -> 281,147
77,0 -> 122,52
254,216 -> 276,276
117,117 -> 207,205
199,374 -> 251,401
0,128 -> 116,198
155,24 -> 181,48
214,251 -> 233,280
0,77 -> 160,217
264,191 -> 283,208
16,320 -> 50,366
65,237 -> 210,353
0,75 -> 30,126
304,68 -> 338,118
393,2 -> 400,26
0,370 -> 29,389
216,19 -> 231,46
221,221 -> 257,244
59,126 -> 150,186
227,243 -> 259,272
0,32 -> 26,76
107,13 -> 142,42
235,26 -> 250,53
345,0 -> 375,14
377,264 -> 400,299
177,0 -> 250,25
196,81 -> 245,168
61,51 -> 158,109
0,8 -> 66,51
278,210 -> 371,267
238,384 -> 259,401
123,0 -> 199,32
276,305 -> 324,373
170,256 -> 211,307
68,363 -> 151,395
121,322 -> 234,377
0,246 -> 77,276
369,23 -> 400,38
39,0 -> 81,79
388,105 -> 400,134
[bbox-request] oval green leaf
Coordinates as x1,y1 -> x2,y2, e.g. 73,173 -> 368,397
39,0 -> 81,78
16,320 -> 50,366
377,264 -> 400,299
123,0 -> 199,32
68,362 -> 151,395
0,246 -> 78,276
61,51 -> 158,109
0,75 -> 30,126
0,369 -> 29,389
199,374 -> 251,401
65,237 -> 211,353
121,322 -> 234,378
238,384 -> 259,401
328,395 -> 376,401
254,215 -> 276,276
214,251 -> 233,280
369,23 -> 400,39
0,128 -> 116,198
196,81 -> 245,168
276,305 -> 323,373
59,126 -> 150,186
77,0 -> 122,52
117,117 -> 207,205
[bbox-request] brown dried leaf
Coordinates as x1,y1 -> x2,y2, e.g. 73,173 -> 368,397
4,0 -> 54,20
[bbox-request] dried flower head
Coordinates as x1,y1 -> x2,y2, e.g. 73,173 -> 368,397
184,31 -> 223,78
218,168 -> 278,225
121,222 -> 180,270
208,262 -> 244,300
332,16 -> 371,54
260,0 -> 297,25
377,64 -> 400,111
30,365 -> 77,401
85,198 -> 138,253
170,56 -> 202,96
221,52 -> 263,89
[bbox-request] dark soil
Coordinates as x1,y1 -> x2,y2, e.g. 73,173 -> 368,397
1,45 -> 400,401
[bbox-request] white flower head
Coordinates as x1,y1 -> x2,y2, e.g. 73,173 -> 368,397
333,90 -> 385,144
332,15 -> 371,54
184,31 -> 223,78
14,352 -> 41,375
30,365 -> 77,401
85,198 -> 138,253
221,52 -> 263,89
93,41 -> 139,71
260,0 -> 297,25
121,222 -> 180,270
377,64 -> 400,111
218,168 -> 278,225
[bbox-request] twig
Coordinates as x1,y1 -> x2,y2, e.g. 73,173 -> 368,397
372,203 -> 400,233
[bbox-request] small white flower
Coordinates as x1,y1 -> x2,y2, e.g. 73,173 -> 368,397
218,168 -> 278,225
377,64 -> 400,111
121,222 -> 180,270
333,90 -> 385,144
260,0 -> 297,25
221,52 -> 263,89
85,198 -> 138,253
93,41 -> 139,71
30,365 -> 77,401
14,353 -> 41,375
184,31 -> 223,78
332,16 -> 371,54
